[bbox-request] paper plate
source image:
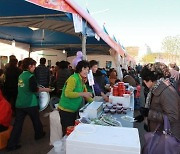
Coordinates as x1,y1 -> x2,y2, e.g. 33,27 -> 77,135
38,92 -> 50,111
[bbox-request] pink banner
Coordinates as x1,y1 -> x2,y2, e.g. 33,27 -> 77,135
26,0 -> 77,14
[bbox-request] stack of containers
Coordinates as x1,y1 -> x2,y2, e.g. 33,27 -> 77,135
118,82 -> 125,96
110,82 -> 131,108
112,86 -> 118,96
112,82 -> 131,96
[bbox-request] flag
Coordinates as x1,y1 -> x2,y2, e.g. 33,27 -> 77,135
112,35 -> 117,42
72,14 -> 83,33
82,20 -> 95,37
95,33 -> 100,41
103,25 -> 109,35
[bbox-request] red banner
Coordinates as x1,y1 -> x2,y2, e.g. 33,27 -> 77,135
26,0 -> 77,14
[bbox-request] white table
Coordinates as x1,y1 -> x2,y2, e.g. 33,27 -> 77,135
107,93 -> 134,128
47,148 -> 65,154
48,94 -> 135,154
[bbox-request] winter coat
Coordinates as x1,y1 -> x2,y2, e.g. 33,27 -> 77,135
56,68 -> 71,91
0,90 -> 12,127
123,75 -> 136,87
148,80 -> 180,140
169,69 -> 180,81
34,64 -> 50,88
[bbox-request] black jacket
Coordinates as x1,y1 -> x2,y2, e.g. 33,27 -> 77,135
34,64 -> 50,88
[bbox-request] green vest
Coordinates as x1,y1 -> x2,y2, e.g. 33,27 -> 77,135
16,71 -> 38,108
59,73 -> 85,112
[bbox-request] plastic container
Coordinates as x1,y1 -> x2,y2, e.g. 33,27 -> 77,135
107,103 -> 113,109
110,109 -> 116,114
116,105 -> 123,110
117,109 -> 123,114
0,125 -> 13,149
59,136 -> 67,154
66,126 -> 75,136
125,91 -> 131,94
113,86 -> 118,96
112,105 -> 117,109
75,119 -> 81,126
53,140 -> 62,153
118,82 -> 124,87
104,108 -> 109,113
118,82 -> 125,96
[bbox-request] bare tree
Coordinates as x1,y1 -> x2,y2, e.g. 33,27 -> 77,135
161,35 -> 180,62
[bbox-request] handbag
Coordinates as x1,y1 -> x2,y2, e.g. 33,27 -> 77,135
142,115 -> 180,154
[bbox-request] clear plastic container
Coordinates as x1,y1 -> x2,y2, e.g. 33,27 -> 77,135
53,136 -> 67,154
53,140 -> 62,153
61,136 -> 67,154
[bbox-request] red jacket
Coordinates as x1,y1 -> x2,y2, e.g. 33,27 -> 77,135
0,90 -> 12,127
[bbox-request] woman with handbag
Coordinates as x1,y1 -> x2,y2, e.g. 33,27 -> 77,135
139,62 -> 180,138
138,62 -> 180,154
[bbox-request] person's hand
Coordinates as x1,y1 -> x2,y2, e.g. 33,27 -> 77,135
134,115 -> 144,122
101,92 -> 109,102
45,88 -> 52,92
38,87 -> 52,92
81,92 -> 92,99
103,95 -> 109,102
139,107 -> 149,117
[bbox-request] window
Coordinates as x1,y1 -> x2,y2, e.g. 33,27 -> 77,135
106,61 -> 112,69
0,56 -> 8,69
48,60 -> 51,67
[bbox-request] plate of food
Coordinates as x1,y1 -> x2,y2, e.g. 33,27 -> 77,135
100,115 -> 122,127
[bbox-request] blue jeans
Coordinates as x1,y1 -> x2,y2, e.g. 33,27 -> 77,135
134,97 -> 141,109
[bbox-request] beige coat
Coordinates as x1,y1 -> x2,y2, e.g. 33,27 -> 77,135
148,80 -> 180,140
169,69 -> 180,81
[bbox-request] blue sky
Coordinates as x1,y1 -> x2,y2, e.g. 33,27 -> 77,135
75,0 -> 180,52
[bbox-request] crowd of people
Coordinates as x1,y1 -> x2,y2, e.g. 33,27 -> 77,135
0,55 -> 120,151
0,54 -> 180,152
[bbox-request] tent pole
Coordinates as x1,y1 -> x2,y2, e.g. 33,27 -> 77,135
28,51 -> 31,58
82,34 -> 87,60
29,47 -> 32,58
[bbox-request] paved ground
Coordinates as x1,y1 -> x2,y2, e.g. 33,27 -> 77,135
134,86 -> 146,147
1,87 -> 146,154
1,108 -> 53,154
